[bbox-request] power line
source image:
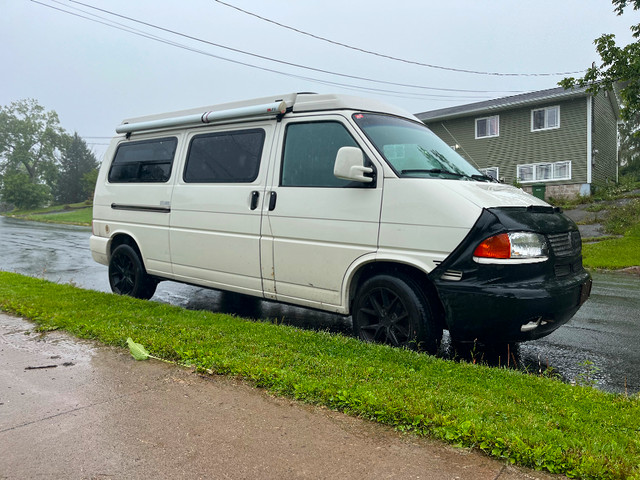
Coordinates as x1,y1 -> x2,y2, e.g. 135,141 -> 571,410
35,0 -> 494,101
56,0 -> 525,96
213,0 -> 585,78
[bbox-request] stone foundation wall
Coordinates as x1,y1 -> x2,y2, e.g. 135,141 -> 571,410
521,183 -> 587,201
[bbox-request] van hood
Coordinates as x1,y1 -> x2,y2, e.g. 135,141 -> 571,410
445,181 -> 549,208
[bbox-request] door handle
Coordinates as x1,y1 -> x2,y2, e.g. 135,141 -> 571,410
250,191 -> 260,210
268,191 -> 277,211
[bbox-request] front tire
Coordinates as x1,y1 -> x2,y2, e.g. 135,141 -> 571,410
352,274 -> 442,353
108,244 -> 158,300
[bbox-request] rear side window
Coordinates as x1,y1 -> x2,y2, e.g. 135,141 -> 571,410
184,129 -> 265,183
281,122 -> 359,187
108,137 -> 177,183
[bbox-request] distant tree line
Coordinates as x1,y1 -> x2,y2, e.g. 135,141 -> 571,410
0,99 -> 99,210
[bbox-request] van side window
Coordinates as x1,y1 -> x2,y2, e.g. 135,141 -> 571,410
281,122 -> 359,187
108,137 -> 177,183
184,129 -> 265,183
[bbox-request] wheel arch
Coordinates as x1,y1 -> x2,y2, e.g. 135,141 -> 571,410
344,258 -> 446,329
108,232 -> 145,266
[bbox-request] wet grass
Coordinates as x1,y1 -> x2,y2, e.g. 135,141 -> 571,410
19,207 -> 92,226
3,202 -> 92,226
582,198 -> 640,269
583,222 -> 640,269
0,271 -> 638,479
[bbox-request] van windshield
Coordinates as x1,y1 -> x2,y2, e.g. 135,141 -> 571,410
353,113 -> 489,181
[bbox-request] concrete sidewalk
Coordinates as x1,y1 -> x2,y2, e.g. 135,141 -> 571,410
0,313 -> 562,480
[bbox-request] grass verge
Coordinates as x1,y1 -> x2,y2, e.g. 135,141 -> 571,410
18,207 -> 92,226
583,202 -> 640,269
583,224 -> 640,269
0,271 -> 638,479
3,202 -> 92,226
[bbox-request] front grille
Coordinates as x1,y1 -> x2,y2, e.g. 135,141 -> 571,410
547,231 -> 582,257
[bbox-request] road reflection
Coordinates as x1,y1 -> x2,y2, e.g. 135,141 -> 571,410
154,286 -> 353,335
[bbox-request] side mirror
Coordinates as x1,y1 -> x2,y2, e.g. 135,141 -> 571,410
334,146 -> 374,183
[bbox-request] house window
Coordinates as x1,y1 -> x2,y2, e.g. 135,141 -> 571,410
475,115 -> 499,138
517,161 -> 571,183
531,106 -> 560,131
480,167 -> 499,180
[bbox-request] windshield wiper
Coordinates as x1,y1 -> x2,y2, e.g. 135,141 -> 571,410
470,174 -> 499,183
401,168 -> 465,177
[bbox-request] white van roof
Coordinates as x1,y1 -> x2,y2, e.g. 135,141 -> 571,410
117,93 -> 419,134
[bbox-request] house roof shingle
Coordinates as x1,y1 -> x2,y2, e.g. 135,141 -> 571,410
415,85 -> 591,122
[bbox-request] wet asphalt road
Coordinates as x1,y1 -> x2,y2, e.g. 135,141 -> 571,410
1,215 -> 638,394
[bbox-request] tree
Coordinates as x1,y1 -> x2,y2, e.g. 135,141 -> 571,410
0,171 -> 50,210
0,99 -> 65,208
559,0 -> 640,123
619,111 -> 640,177
54,133 -> 99,204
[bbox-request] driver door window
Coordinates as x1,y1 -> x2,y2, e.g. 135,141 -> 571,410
281,122 -> 359,187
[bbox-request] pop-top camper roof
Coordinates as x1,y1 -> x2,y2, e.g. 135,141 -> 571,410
116,93 -> 418,134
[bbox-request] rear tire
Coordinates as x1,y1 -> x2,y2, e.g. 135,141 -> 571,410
352,274 -> 442,353
108,244 -> 158,300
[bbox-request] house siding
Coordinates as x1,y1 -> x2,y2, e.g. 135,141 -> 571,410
592,91 -> 618,186
425,98 -> 589,185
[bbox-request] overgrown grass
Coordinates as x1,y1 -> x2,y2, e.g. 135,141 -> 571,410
582,198 -> 640,269
592,178 -> 640,202
0,271 -> 638,479
603,199 -> 640,236
549,176 -> 640,209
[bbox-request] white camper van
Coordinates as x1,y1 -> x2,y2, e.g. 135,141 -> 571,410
91,93 -> 591,351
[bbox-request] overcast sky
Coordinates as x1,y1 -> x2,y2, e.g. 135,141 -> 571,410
2,0 -> 636,159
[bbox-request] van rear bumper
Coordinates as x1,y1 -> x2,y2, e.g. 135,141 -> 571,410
433,271 -> 592,343
90,235 -> 110,266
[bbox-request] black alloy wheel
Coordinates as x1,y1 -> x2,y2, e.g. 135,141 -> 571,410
108,244 -> 158,300
352,274 -> 441,353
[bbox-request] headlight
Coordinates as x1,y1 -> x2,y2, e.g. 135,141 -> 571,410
473,232 -> 549,264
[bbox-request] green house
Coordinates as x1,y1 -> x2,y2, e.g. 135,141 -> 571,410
416,86 -> 620,199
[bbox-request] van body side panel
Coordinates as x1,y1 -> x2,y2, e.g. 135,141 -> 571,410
91,135 -> 180,277
168,123 -> 274,297
378,179 -> 482,271
169,185 -> 265,295
264,115 -> 383,308
265,188 -> 383,306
